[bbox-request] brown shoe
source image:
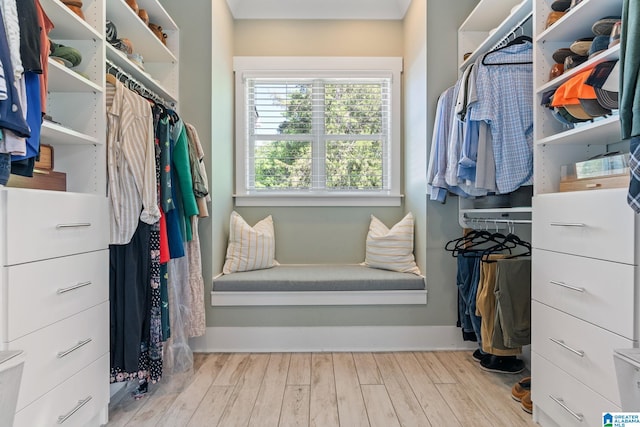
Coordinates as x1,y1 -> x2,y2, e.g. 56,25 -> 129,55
511,376 -> 531,402
521,391 -> 533,414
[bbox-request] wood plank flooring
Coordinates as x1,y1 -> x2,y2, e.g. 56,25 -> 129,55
107,351 -> 536,427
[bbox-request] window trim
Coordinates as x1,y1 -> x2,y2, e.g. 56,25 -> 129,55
233,56 -> 403,207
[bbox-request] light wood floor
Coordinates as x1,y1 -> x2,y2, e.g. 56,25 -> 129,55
107,351 -> 536,427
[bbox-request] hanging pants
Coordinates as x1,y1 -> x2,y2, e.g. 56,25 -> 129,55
110,221 -> 152,373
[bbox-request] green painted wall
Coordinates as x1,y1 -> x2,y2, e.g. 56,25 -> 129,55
165,0 -> 478,330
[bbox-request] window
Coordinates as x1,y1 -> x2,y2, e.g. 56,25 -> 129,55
234,57 -> 403,206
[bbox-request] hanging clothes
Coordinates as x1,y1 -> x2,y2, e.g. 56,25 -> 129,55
476,254 -> 522,356
428,41 -> 533,200
105,67 -> 207,393
492,257 -> 531,348
468,41 -> 534,194
446,230 -> 531,361
106,80 -> 160,245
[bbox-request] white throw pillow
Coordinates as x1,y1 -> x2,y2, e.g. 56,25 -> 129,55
223,211 -> 278,274
364,212 -> 421,275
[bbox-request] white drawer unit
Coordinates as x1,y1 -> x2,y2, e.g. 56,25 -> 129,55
9,302 -> 109,411
1,189 -> 109,266
0,190 -> 110,427
3,250 -> 108,341
532,248 -> 637,339
13,354 -> 109,427
532,352 -> 620,427
532,301 -> 631,406
532,189 -> 637,265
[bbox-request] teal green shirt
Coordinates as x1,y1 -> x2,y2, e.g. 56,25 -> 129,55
621,0 -> 640,139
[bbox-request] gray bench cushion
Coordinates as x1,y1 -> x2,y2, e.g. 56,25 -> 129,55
212,264 -> 425,292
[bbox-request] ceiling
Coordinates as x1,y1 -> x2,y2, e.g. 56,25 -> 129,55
225,0 -> 412,20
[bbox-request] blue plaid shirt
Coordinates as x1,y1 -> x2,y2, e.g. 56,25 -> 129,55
469,42 -> 534,194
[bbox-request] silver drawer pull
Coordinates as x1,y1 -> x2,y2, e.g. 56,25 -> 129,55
57,281 -> 92,294
57,338 -> 92,359
549,395 -> 584,422
549,222 -> 586,228
549,280 -> 585,293
549,337 -> 585,357
56,223 -> 91,229
57,396 -> 92,424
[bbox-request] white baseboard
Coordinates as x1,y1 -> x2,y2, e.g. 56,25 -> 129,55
188,325 -> 478,353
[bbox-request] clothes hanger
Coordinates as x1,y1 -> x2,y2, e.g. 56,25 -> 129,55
106,64 -> 118,86
480,222 -> 530,262
481,27 -> 533,66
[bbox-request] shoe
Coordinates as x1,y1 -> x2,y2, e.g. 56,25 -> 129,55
480,355 -> 525,374
511,376 -> 531,402
521,390 -> 533,414
472,349 -> 488,362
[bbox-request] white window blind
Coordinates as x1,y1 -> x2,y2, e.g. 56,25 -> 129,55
234,57 -> 402,206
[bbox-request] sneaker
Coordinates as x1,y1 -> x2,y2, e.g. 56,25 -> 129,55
480,355 -> 525,374
521,390 -> 533,414
472,349 -> 488,362
511,376 -> 531,402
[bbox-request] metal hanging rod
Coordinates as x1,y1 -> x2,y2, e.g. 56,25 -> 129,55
462,215 -> 532,225
105,59 -> 173,108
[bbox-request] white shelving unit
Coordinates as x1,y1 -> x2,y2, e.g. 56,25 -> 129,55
1,1 -> 110,426
531,1 -> 637,426
0,0 -> 180,425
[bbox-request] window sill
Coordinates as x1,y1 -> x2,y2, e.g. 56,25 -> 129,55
233,193 -> 404,207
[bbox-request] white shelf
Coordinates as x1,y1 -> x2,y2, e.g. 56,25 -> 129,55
137,0 -> 178,31
41,121 -> 101,146
40,0 -> 102,41
536,0 -> 623,43
459,0 -> 533,71
47,59 -> 103,93
106,44 -> 178,104
536,115 -> 621,147
106,0 -> 177,63
536,44 -> 620,94
459,0 -> 525,31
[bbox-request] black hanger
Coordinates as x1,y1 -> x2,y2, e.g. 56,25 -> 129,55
481,232 -> 530,262
445,229 -> 489,255
482,35 -> 533,66
507,35 -> 532,46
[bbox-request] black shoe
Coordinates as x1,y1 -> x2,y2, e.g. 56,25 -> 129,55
480,355 -> 525,374
472,349 -> 488,362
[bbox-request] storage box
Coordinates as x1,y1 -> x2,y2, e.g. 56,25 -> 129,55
559,174 -> 629,192
560,153 -> 630,192
0,350 -> 25,427
35,144 -> 54,170
614,348 -> 640,411
7,169 -> 67,191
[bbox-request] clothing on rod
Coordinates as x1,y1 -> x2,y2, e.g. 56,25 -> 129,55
428,40 -> 533,201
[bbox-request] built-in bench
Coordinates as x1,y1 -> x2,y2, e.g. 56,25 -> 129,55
211,264 -> 427,306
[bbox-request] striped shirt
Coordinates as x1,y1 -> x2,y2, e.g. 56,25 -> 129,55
106,81 -> 160,245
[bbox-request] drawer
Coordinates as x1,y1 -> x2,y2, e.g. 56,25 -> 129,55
532,352 -> 620,427
3,250 -> 108,341
8,302 -> 109,411
532,189 -> 637,264
13,353 -> 109,427
532,249 -> 636,339
532,301 -> 631,406
1,188 -> 108,265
